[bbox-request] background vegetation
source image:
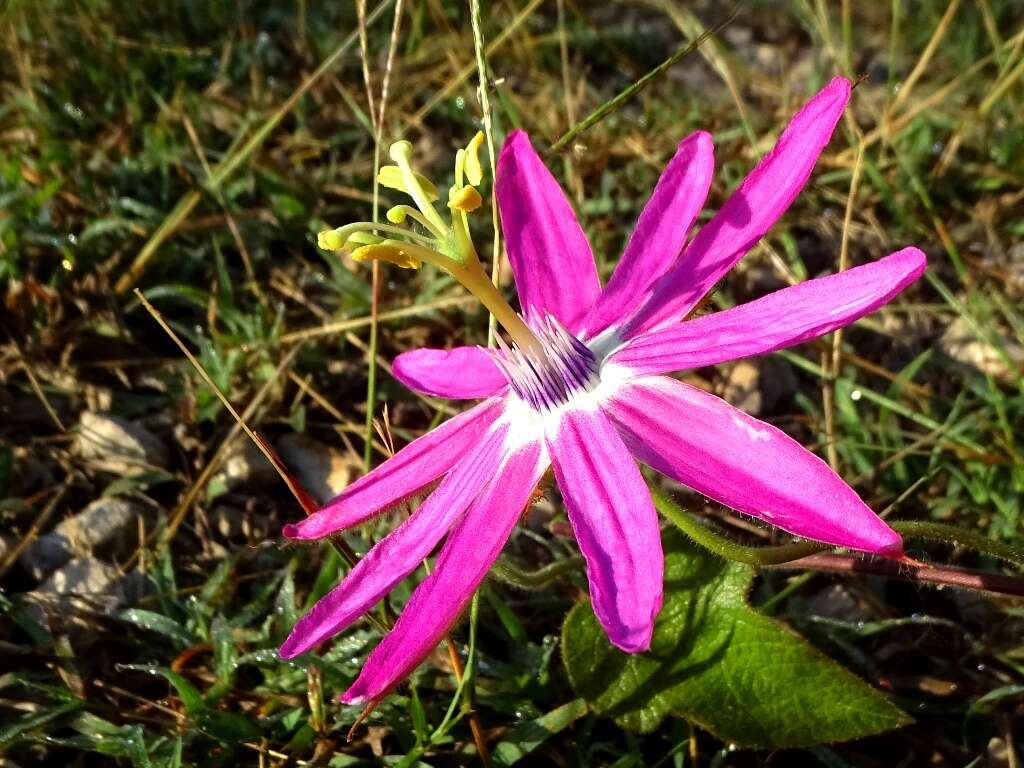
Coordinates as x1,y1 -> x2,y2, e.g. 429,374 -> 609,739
2,0 -> 1023,764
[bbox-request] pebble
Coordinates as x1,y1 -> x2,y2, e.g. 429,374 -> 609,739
21,497 -> 146,580
76,411 -> 170,474
939,317 -> 1024,383
275,433 -> 356,505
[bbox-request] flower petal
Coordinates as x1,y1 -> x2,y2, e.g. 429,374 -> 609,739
611,247 -> 926,376
392,346 -> 506,399
496,130 -> 601,331
283,398 -> 505,540
341,438 -> 546,705
622,77 -> 852,337
606,376 -> 902,555
278,420 -> 510,658
546,407 -> 663,652
584,131 -> 715,338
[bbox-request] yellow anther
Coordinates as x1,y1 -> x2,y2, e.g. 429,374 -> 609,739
448,185 -> 483,213
350,242 -> 421,269
386,205 -> 409,224
317,229 -> 346,251
454,148 -> 466,187
464,131 -> 485,186
389,140 -> 413,163
378,166 -> 439,202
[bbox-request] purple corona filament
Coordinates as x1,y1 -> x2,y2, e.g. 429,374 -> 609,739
490,316 -> 599,411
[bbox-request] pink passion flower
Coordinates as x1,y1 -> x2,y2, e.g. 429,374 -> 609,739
281,76 -> 926,706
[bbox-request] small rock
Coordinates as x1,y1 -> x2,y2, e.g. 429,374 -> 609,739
210,440 -> 278,493
117,570 -> 154,605
21,497 -> 146,580
939,317 -> 1024,383
721,360 -> 762,414
76,411 -> 170,473
276,434 -> 356,505
28,558 -> 146,624
720,358 -> 796,415
987,737 -> 1011,768
210,504 -> 247,539
803,583 -> 870,623
38,557 -> 120,596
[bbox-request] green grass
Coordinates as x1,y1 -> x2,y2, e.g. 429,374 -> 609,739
2,0 -> 1024,765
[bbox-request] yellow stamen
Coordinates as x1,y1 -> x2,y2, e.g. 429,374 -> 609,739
454,148 -> 466,188
319,134 -> 543,354
350,242 -> 421,269
448,185 -> 483,213
377,166 -> 439,202
318,229 -> 346,251
464,131 -> 485,186
388,141 -> 449,236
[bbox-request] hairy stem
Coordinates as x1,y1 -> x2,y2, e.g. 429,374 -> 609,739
655,491 -> 1024,598
767,553 -> 1024,597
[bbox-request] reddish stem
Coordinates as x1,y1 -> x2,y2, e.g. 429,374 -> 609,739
769,553 -> 1024,597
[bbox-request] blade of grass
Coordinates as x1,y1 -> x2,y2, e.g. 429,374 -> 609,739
887,0 -> 962,114
471,0 -> 503,348
548,6 -> 740,154
114,0 -> 395,294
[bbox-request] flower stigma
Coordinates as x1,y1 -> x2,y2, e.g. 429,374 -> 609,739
317,133 -> 542,354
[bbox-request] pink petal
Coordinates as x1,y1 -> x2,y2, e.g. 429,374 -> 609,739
584,131 -> 715,338
392,346 -> 507,399
341,438 -> 546,705
279,420 -> 510,658
611,247 -> 926,376
546,407 -> 663,652
622,77 -> 852,337
496,130 -> 601,332
283,398 -> 505,540
606,376 -> 902,555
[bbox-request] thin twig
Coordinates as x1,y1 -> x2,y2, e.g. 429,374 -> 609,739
0,478 -> 73,581
657,492 -> 1024,598
11,339 -> 66,432
821,142 -> 865,471
134,291 -> 318,536
280,295 -> 476,343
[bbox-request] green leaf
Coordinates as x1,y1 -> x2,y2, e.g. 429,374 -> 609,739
0,701 -> 84,746
562,531 -> 911,748
492,698 -> 589,766
117,609 -> 193,648
118,665 -> 204,715
194,710 -> 261,742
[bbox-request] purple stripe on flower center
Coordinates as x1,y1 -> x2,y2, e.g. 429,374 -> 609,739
490,315 -> 599,411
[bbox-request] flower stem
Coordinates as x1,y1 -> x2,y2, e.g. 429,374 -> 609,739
767,553 -> 1024,597
655,489 -> 1024,598
653,491 -> 826,566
